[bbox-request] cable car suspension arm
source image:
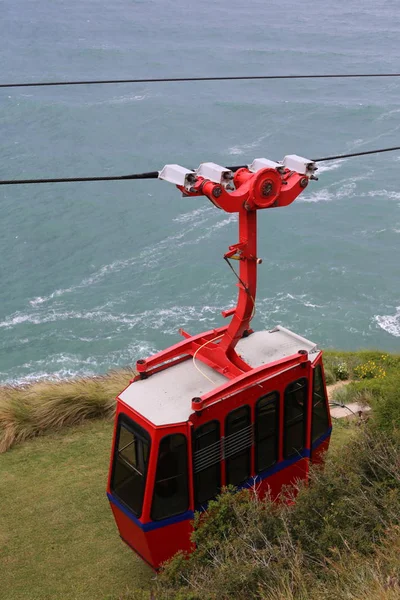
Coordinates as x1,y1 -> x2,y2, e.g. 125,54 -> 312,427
136,155 -> 316,380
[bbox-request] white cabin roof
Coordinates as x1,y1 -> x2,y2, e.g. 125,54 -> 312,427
236,325 -> 319,368
119,326 -> 319,427
119,360 -> 228,427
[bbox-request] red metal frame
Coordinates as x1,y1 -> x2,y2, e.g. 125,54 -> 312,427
134,166 -> 309,382
107,354 -> 332,569
106,164 -> 334,570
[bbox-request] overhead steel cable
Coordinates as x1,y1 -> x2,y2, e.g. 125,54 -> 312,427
312,146 -> 400,162
0,172 -> 160,186
0,145 -> 399,186
226,145 -> 400,171
2,73 -> 400,89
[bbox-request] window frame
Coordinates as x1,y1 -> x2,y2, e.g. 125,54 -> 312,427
311,364 -> 330,445
224,405 -> 252,486
255,391 -> 279,473
193,420 -> 221,507
283,378 -> 308,459
110,413 -> 151,518
151,433 -> 189,521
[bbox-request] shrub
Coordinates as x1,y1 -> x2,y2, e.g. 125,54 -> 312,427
332,361 -> 349,381
0,368 -> 135,452
158,423 -> 400,600
323,367 -> 336,385
369,371 -> 400,432
354,360 -> 387,380
331,383 -> 375,407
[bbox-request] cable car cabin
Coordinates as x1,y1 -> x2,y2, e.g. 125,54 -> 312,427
107,328 -> 331,569
107,155 -> 332,569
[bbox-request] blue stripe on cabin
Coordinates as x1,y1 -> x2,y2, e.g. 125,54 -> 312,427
107,427 -> 332,531
311,426 -> 333,450
107,492 -> 194,531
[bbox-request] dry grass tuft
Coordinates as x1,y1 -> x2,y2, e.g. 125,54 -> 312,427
0,368 -> 135,452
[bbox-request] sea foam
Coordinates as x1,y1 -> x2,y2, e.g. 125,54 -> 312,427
375,307 -> 400,337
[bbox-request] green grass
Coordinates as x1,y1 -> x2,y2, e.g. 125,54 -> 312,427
329,418 -> 358,452
0,369 -> 136,453
0,419 -> 152,600
323,350 -> 400,383
1,351 -> 399,599
0,418 -> 356,600
1,352 -> 399,455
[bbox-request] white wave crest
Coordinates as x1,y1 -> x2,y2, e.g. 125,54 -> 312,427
28,256 -> 139,307
300,178 -> 360,203
316,159 -> 346,173
28,206 -> 229,305
227,133 -> 271,156
375,307 -> 400,337
0,341 -> 157,386
368,190 -> 400,201
173,206 -> 213,224
299,189 -> 333,203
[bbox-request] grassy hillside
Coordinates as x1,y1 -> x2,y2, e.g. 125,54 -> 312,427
1,350 -> 399,599
1,350 -> 399,454
0,415 -> 358,600
152,353 -> 400,600
0,368 -> 135,453
0,419 -> 151,600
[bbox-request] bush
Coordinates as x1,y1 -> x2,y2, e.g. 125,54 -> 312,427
332,361 -> 349,381
331,383 -> 375,407
370,371 -> 400,432
0,368 -> 135,452
354,359 -> 387,380
323,367 -> 336,385
158,422 -> 400,599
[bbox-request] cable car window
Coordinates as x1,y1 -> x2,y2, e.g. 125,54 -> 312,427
193,421 -> 221,507
225,405 -> 252,486
256,392 -> 279,472
111,414 -> 150,518
311,365 -> 329,443
151,434 -> 189,521
284,379 -> 307,459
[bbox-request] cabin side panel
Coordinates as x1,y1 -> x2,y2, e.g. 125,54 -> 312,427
190,362 -> 313,508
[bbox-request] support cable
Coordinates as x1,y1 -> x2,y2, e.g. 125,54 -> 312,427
0,145 -> 399,186
224,257 -> 256,321
2,73 -> 400,89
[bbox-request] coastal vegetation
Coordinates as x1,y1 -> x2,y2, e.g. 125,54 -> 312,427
150,351 -> 400,600
1,350 -> 398,454
0,367 -> 135,453
0,350 -> 399,599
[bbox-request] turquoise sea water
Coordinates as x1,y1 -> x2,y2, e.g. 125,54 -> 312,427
0,0 -> 399,384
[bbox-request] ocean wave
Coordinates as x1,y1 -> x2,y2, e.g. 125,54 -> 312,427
27,232 -> 194,307
85,93 -> 150,107
0,341 -> 157,386
28,206 -> 231,306
0,301 -> 228,334
299,189 -> 333,203
316,159 -> 346,173
376,108 -> 400,121
300,177 -> 361,203
173,206 -> 213,223
375,307 -> 400,337
28,256 -> 140,306
0,309 -> 138,329
227,133 -> 271,156
169,213 -> 237,249
255,293 -> 325,323
367,190 -> 400,201
359,228 -> 388,236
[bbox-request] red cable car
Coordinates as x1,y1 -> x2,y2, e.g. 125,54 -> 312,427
107,155 -> 332,569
